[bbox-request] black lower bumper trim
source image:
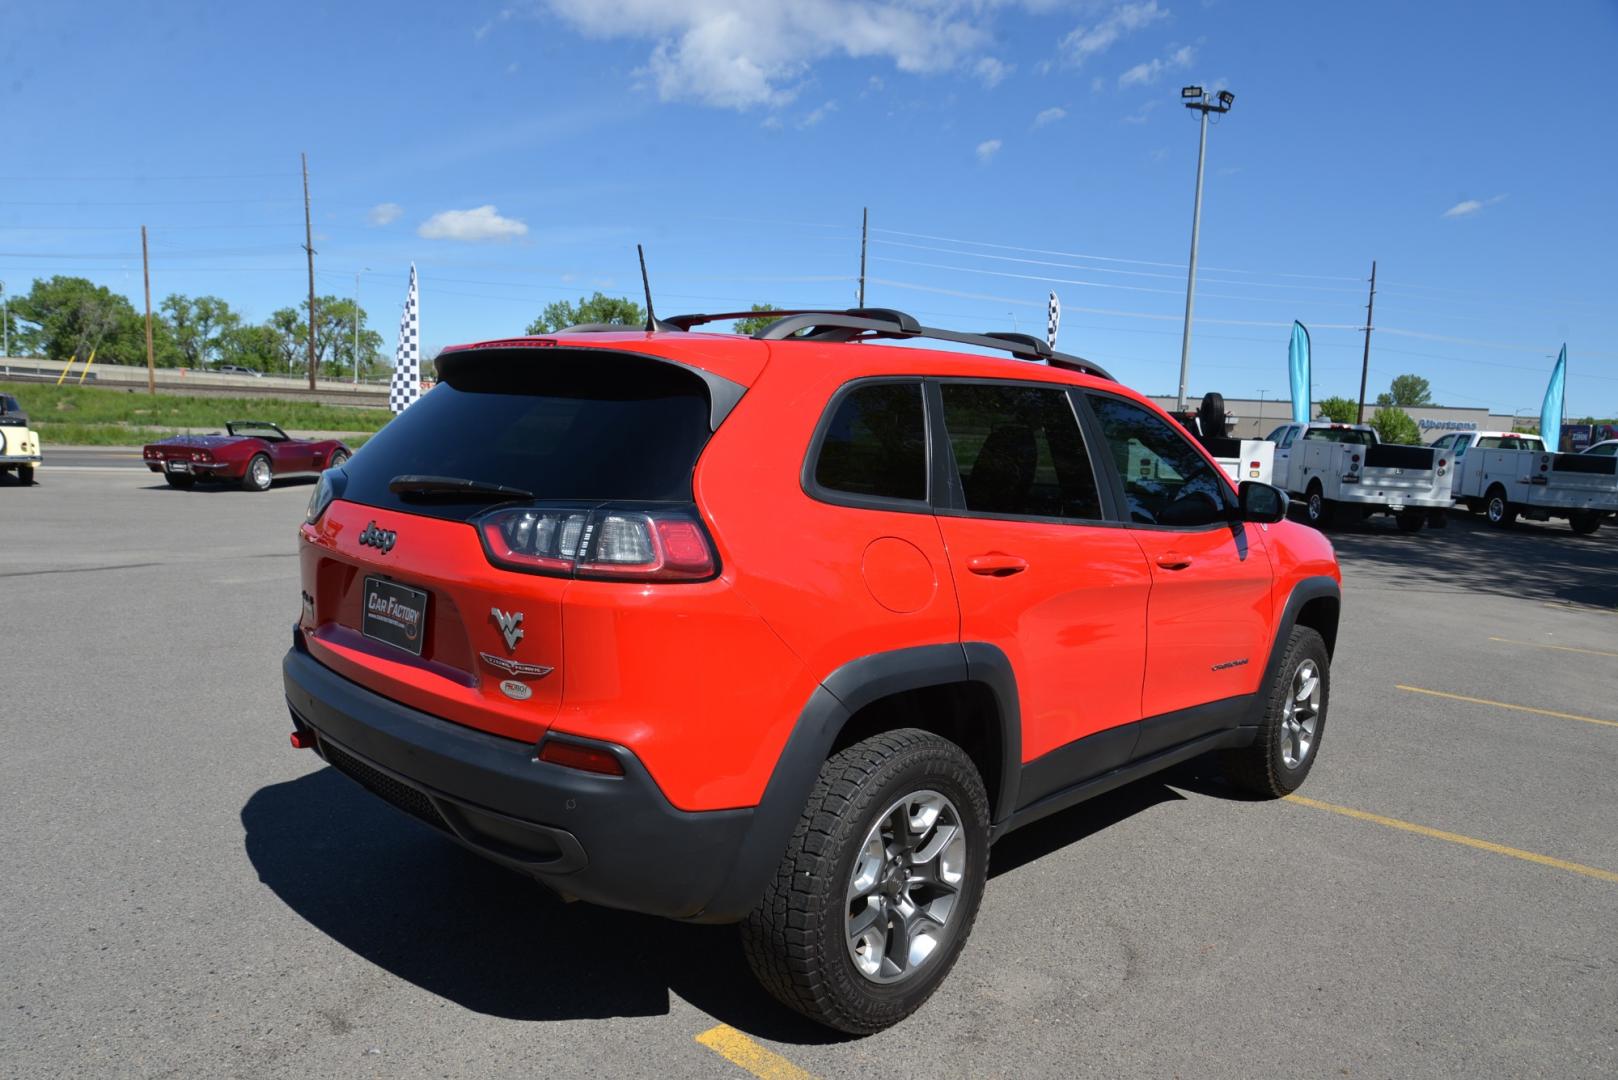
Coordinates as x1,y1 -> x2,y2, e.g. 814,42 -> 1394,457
283,642 -> 757,921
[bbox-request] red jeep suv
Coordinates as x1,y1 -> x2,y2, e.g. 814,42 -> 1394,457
283,308 -> 1341,1033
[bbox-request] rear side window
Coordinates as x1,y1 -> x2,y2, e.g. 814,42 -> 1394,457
811,381 -> 927,503
939,383 -> 1102,520
1087,394 -> 1232,528
339,350 -> 713,522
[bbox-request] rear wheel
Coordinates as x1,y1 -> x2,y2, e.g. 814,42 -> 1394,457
742,729 -> 990,1034
164,472 -> 195,489
1303,483 -> 1335,528
1569,512 -> 1602,536
17,464 -> 34,485
1484,486 -> 1516,528
1222,626 -> 1330,797
1395,510 -> 1426,533
242,453 -> 273,492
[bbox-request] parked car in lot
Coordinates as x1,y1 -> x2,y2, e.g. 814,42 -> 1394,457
282,307 -> 1342,1033
143,420 -> 349,491
0,392 -> 42,484
1432,430 -> 1616,534
1264,421 -> 1453,531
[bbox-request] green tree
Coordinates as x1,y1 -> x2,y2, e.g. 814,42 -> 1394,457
730,303 -> 781,336
265,308 -> 307,372
216,324 -> 284,372
1370,406 -> 1420,445
1315,395 -> 1358,423
11,276 -> 146,364
160,294 -> 241,368
525,292 -> 644,334
1375,373 -> 1433,408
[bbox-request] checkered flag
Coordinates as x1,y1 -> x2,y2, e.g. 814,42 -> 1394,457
387,264 -> 421,415
1046,291 -> 1060,349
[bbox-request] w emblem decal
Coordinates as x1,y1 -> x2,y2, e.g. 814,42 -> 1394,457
491,608 -> 524,653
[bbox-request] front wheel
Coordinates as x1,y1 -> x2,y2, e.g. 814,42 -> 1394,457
242,453 -> 273,492
742,729 -> 990,1034
327,449 -> 349,471
1221,626 -> 1330,797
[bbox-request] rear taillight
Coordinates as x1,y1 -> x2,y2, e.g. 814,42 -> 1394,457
477,503 -> 718,582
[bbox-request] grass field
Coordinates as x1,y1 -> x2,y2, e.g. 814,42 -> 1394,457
1,381 -> 390,445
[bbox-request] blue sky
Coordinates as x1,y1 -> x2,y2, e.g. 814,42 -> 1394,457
5,0 -> 1616,416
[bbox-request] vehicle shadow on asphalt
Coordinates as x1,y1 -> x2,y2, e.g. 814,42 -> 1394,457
1294,510 -> 1617,607
241,769 -> 853,1044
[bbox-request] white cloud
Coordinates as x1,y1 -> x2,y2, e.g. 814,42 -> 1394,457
531,1 -> 1052,108
1120,99 -> 1159,123
417,205 -> 529,242
974,56 -> 1013,88
1034,105 -> 1067,127
976,138 -> 1003,164
1118,43 -> 1193,87
367,202 -> 403,226
1062,1 -> 1167,65
1443,194 -> 1507,218
799,99 -> 838,128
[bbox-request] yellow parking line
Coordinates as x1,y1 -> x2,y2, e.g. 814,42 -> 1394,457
696,1024 -> 818,1080
1286,795 -> 1618,884
1396,684 -> 1618,729
1487,636 -> 1618,659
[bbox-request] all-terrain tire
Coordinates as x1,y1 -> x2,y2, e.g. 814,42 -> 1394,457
741,729 -> 991,1034
1221,626 -> 1330,798
242,453 -> 273,492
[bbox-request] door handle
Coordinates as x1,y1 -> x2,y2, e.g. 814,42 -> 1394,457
1155,553 -> 1193,571
968,553 -> 1028,577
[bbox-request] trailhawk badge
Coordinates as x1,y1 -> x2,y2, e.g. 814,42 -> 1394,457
491,607 -> 524,652
479,652 -> 553,680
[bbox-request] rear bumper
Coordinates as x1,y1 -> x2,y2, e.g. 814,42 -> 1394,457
281,635 -> 761,922
146,460 -> 240,477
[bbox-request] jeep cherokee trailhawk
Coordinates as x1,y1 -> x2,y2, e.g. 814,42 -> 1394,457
283,307 -> 1341,1033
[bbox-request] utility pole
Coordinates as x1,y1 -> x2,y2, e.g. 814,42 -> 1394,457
1175,86 -> 1235,412
141,227 -> 156,394
1355,260 -> 1377,423
858,207 -> 868,308
0,280 -> 8,361
302,152 -> 318,391
352,267 -> 370,385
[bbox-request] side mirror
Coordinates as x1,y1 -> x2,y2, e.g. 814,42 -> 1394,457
1238,481 -> 1288,524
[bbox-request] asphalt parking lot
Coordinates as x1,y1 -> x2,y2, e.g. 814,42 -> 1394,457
3,467 -> 1615,1079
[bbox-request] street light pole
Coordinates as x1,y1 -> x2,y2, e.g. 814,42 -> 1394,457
1175,86 -> 1235,412
0,280 -> 8,360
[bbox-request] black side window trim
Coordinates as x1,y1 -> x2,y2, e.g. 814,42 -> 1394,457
929,377 -> 1121,527
800,376 -> 933,514
1080,389 -> 1239,534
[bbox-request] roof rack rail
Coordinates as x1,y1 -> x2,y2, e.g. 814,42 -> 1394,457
724,307 -> 1113,381
553,323 -> 644,334
662,307 -> 919,332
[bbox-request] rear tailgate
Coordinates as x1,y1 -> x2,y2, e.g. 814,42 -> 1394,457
1542,452 -> 1618,510
1356,443 -> 1451,507
298,344 -> 738,744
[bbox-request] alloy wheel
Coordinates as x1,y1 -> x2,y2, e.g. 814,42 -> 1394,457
845,790 -> 966,984
1280,658 -> 1321,769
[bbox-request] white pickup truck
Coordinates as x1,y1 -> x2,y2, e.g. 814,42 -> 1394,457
1429,430 -> 1617,535
1263,421 -> 1453,531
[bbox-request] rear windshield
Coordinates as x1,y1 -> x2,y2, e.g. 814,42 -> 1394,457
1476,436 -> 1540,450
1303,427 -> 1372,445
340,350 -> 713,522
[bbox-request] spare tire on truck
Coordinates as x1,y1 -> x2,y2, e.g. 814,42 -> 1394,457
1197,392 -> 1227,441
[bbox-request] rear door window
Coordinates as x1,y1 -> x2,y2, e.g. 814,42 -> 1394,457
938,383 -> 1102,520
339,349 -> 715,522
809,381 -> 928,504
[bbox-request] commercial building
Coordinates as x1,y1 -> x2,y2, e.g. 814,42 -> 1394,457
1150,397 -> 1516,443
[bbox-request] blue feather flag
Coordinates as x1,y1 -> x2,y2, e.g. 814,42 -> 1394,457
1539,345 -> 1566,451
1288,321 -> 1312,423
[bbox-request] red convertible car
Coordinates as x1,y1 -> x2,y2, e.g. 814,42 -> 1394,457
143,421 -> 351,491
